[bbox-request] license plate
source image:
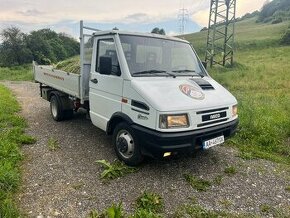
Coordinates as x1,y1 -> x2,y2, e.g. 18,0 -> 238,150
203,135 -> 225,150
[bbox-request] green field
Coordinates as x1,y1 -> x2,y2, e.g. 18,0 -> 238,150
0,64 -> 33,81
184,17 -> 290,165
0,85 -> 35,217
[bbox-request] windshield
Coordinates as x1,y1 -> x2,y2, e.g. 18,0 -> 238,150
119,35 -> 205,77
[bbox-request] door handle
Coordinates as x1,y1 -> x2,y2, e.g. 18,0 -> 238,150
91,78 -> 98,84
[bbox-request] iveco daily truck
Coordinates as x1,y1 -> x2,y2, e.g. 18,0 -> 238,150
33,21 -> 238,165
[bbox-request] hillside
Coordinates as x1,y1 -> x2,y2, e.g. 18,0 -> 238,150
183,16 -> 290,55
184,17 -> 290,164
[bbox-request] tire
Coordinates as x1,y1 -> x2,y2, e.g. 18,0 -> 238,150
50,95 -> 64,121
113,122 -> 144,166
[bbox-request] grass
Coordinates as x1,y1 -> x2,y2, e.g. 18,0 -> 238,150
88,203 -> 123,218
184,19 -> 290,166
213,175 -> 223,185
174,202 -> 255,218
0,84 -> 35,217
219,199 -> 233,209
259,204 -> 289,217
47,137 -> 60,151
0,64 -> 33,81
184,17 -> 290,55
224,166 -> 237,175
135,192 -> 163,214
88,192 -> 163,218
210,47 -> 290,165
184,174 -> 212,192
96,160 -> 137,180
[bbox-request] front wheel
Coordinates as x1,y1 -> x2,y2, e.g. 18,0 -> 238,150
113,122 -> 144,166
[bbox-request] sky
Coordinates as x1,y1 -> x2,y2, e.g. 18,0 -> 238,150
0,0 -> 267,39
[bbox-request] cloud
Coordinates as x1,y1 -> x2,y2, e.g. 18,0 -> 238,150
192,9 -> 209,27
17,9 -> 43,17
124,13 -> 150,23
236,0 -> 265,16
192,0 -> 266,28
0,0 -> 268,37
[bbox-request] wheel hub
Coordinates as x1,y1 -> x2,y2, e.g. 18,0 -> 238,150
116,130 -> 135,159
117,137 -> 128,153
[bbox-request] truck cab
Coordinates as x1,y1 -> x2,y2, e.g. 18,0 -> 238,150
34,23 -> 238,166
89,30 -> 238,165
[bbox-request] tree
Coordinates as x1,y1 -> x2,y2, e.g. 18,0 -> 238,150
25,29 -> 79,64
25,29 -> 56,64
0,27 -> 32,66
151,27 -> 166,35
0,27 -> 79,66
58,33 -> 79,57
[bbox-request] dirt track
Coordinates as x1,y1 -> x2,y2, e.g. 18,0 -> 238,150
3,81 -> 290,217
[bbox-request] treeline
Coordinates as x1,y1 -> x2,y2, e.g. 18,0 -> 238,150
258,0 -> 290,23
0,27 -> 79,67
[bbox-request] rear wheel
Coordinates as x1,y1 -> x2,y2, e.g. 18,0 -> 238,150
113,122 -> 144,166
50,95 -> 64,121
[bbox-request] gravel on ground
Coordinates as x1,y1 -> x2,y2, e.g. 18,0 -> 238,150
2,81 -> 290,217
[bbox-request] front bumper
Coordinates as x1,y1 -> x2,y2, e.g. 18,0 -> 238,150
131,119 -> 239,158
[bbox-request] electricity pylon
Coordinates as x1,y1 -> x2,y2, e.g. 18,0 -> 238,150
205,0 -> 236,67
178,7 -> 189,35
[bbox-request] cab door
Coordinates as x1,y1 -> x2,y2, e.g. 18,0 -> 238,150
89,37 -> 123,131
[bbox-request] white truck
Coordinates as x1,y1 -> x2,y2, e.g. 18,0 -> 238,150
33,21 -> 238,165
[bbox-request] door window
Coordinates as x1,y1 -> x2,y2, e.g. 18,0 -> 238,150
96,39 -> 121,76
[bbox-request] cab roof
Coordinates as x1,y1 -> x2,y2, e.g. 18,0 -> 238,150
93,30 -> 189,44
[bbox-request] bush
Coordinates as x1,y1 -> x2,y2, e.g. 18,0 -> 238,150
263,17 -> 274,23
272,17 -> 283,24
280,29 -> 290,45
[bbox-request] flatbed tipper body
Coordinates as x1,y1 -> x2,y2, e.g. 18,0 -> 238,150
33,21 -> 239,166
33,64 -> 81,98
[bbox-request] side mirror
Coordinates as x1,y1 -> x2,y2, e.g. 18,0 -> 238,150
99,56 -> 112,75
202,61 -> 207,69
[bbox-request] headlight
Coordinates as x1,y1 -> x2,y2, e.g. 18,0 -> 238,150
159,114 -> 189,129
232,105 -> 238,117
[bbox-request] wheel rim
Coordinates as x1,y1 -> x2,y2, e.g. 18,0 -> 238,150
116,130 -> 135,159
51,99 -> 58,118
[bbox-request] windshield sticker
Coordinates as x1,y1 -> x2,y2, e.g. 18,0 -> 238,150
179,84 -> 205,100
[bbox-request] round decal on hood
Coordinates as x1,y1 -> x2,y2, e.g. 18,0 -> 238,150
179,84 -> 205,100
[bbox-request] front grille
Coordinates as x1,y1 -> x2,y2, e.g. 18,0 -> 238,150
202,111 -> 227,122
196,107 -> 229,128
197,107 -> 229,115
197,118 -> 229,127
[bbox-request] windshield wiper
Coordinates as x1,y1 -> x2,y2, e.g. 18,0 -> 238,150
171,70 -> 204,78
133,70 -> 176,78
172,69 -> 196,73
